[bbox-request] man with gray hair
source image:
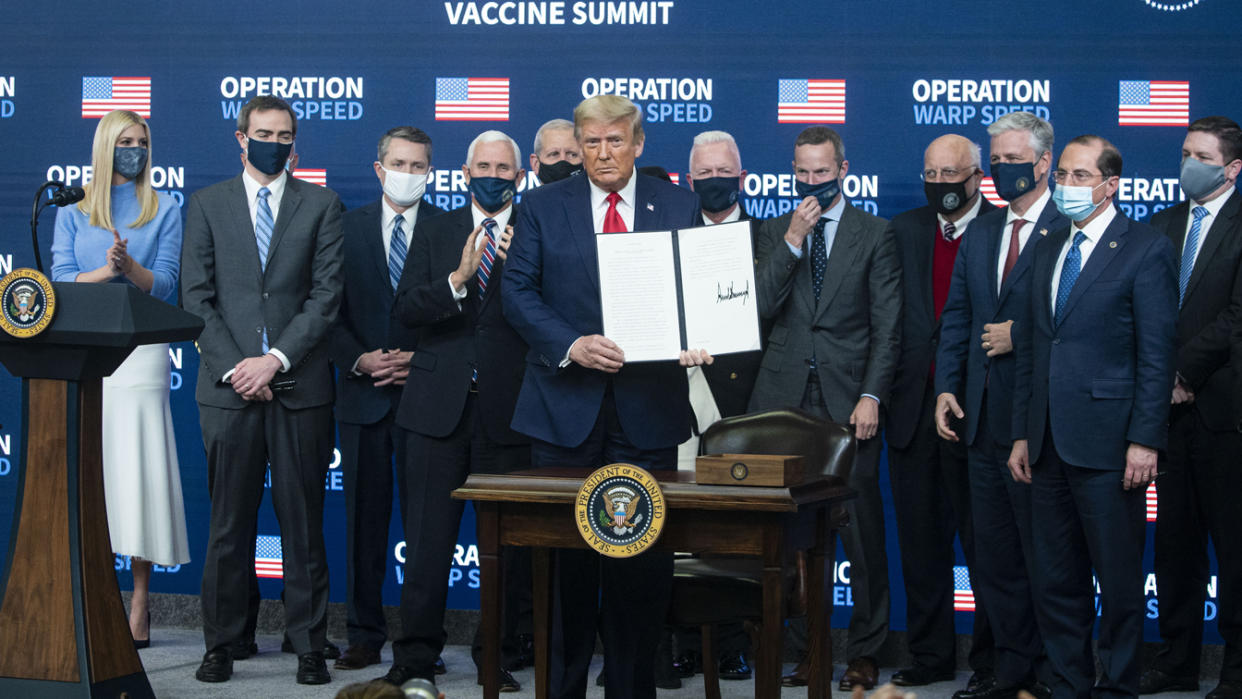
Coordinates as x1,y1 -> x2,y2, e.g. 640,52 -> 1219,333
885,133 -> 996,693
331,126 -> 444,672
529,118 -> 582,184
379,129 -> 529,692
934,112 -> 1064,699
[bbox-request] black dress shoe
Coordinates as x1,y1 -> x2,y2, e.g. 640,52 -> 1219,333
434,655 -> 446,675
376,664 -> 423,686
296,652 -> 331,685
195,650 -> 233,683
967,670 -> 995,693
718,653 -> 752,680
672,651 -> 700,678
952,676 -> 1019,699
477,668 -> 522,692
1024,679 -> 1052,699
1139,668 -> 1199,694
892,664 -> 956,686
335,645 -> 382,670
229,640 -> 259,660
1208,680 -> 1242,699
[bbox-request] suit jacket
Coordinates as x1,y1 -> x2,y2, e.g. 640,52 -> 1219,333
1149,191 -> 1242,433
181,173 -> 343,410
934,201 -> 1066,446
886,199 -> 996,449
701,208 -> 764,418
390,204 -> 529,445
330,198 -> 445,426
502,174 -> 702,450
747,203 -> 901,423
1012,207 -> 1177,468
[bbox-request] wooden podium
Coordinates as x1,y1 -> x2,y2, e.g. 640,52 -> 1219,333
0,282 -> 202,698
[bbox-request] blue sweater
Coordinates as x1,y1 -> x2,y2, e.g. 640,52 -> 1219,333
51,181 -> 182,302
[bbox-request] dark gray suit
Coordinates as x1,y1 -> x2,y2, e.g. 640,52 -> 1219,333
181,172 -> 344,656
749,202 -> 901,661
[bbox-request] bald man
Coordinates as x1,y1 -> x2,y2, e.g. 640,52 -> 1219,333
884,134 -> 995,692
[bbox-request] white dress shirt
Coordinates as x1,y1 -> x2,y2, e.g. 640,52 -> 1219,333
997,188 -> 1052,293
229,169 -> 291,377
702,204 -> 742,226
450,201 -> 515,301
381,198 -> 422,262
785,196 -> 846,258
937,192 -> 984,241
589,174 -> 638,233
1050,203 -> 1117,308
1181,185 -> 1234,272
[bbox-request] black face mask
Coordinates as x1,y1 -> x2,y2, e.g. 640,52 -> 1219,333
794,178 -> 840,209
923,175 -> 976,215
537,159 -> 583,184
693,176 -> 741,214
246,138 -> 293,176
989,161 -> 1037,202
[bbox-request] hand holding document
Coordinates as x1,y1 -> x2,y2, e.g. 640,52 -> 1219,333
596,220 -> 761,362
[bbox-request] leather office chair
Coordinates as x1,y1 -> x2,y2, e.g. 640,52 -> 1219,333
667,408 -> 855,698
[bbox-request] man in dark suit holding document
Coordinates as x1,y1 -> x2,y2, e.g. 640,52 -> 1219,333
502,94 -> 705,699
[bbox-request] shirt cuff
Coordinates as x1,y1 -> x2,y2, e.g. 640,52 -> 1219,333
786,240 -> 804,258
449,274 -> 468,301
560,337 -> 581,368
861,393 -> 880,405
351,354 -> 365,376
268,348 -> 291,373
222,368 -> 235,383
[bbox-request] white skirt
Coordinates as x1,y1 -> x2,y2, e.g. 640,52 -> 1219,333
101,342 -> 191,566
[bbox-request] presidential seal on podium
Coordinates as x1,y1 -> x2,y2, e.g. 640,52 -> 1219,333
575,463 -> 666,558
0,268 -> 56,338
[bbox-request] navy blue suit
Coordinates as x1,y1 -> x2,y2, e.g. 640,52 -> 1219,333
936,200 -> 1066,688
1011,207 -> 1176,699
502,172 -> 700,699
329,198 -> 443,653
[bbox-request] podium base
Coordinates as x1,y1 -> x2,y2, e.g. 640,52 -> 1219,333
0,671 -> 154,699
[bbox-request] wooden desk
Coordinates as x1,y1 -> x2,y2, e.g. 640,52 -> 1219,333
454,468 -> 855,699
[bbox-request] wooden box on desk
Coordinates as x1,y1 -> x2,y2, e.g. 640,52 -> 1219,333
695,454 -> 804,487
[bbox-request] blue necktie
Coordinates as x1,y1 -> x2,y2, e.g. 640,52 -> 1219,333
810,218 -> 828,301
477,218 -> 497,297
389,215 -> 408,292
1054,231 -> 1087,326
1179,206 -> 1208,307
255,186 -> 273,271
255,187 -> 274,351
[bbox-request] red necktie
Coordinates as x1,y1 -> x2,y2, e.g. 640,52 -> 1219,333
1001,218 -> 1023,285
603,191 -> 626,233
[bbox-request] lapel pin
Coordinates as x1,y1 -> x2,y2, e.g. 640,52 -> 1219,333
1109,241 -> 1117,248
1039,228 -> 1048,236
646,203 -> 654,211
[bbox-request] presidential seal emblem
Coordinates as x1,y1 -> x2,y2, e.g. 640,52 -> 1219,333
730,462 -> 749,481
575,463 -> 666,558
1015,176 -> 1031,193
0,268 -> 56,338
941,192 -> 960,211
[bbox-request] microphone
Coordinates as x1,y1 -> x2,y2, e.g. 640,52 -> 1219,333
30,180 -> 84,274
400,677 -> 439,698
49,186 -> 85,207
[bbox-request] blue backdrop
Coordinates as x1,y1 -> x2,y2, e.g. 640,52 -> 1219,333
0,0 -> 1235,643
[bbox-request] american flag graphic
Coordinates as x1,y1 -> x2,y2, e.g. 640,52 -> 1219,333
979,177 -> 1008,207
1118,80 -> 1189,127
778,79 -> 846,124
953,565 -> 976,612
255,535 -> 283,579
1147,482 -> 1158,522
292,168 -> 327,186
668,172 -> 680,185
435,77 -> 510,121
82,77 -> 151,118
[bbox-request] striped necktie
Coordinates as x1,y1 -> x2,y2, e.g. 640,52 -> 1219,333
477,218 -> 497,296
389,215 -> 407,291
1179,206 -> 1208,307
255,186 -> 273,271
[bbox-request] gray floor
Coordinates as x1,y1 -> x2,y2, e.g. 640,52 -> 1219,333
139,626 -> 1211,699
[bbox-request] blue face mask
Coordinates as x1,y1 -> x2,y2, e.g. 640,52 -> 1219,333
1052,182 -> 1106,222
693,176 -> 741,213
469,176 -> 517,212
113,146 -> 148,180
795,178 -> 840,209
989,161 -> 1037,202
246,138 -> 293,176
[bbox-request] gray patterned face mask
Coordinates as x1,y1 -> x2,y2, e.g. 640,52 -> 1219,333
113,146 -> 148,180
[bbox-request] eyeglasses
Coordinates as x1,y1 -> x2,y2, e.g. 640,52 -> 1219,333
920,167 -> 975,181
1052,170 -> 1107,185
